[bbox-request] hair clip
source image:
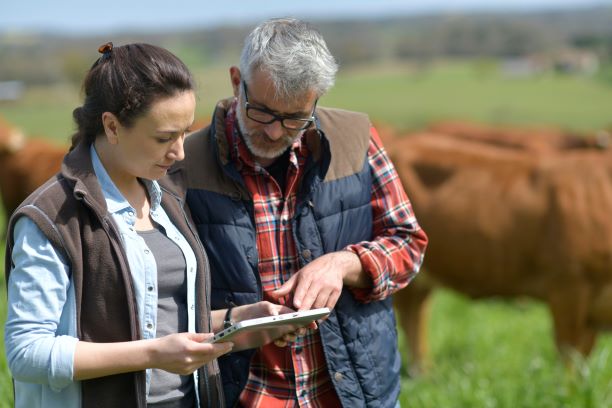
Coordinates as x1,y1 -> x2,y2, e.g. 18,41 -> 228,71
98,42 -> 113,60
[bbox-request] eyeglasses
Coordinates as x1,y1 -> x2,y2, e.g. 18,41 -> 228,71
242,81 -> 317,131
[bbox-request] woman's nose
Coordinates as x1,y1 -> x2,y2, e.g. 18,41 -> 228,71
167,135 -> 185,161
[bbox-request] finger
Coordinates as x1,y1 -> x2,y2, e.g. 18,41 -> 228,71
292,275 -> 315,310
214,342 -> 234,356
326,290 -> 341,311
267,303 -> 295,316
195,342 -> 233,359
277,304 -> 296,314
274,339 -> 288,347
269,276 -> 297,299
300,284 -> 330,311
183,332 -> 213,344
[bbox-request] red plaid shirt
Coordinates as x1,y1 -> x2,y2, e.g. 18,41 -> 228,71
225,102 -> 427,408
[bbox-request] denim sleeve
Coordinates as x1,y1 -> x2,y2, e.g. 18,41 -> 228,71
4,216 -> 79,391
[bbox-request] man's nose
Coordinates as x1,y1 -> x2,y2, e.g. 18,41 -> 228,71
263,120 -> 285,141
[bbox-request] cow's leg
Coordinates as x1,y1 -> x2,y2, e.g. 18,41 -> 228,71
393,279 -> 432,376
547,282 -> 597,359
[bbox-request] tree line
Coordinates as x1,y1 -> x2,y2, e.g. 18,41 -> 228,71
2,5 -> 612,85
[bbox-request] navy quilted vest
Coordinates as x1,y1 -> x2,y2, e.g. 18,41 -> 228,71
179,102 -> 401,408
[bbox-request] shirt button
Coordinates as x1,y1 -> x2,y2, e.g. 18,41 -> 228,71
334,372 -> 344,381
189,267 -> 195,274
295,347 -> 303,354
146,323 -> 153,329
190,304 -> 195,310
281,218 -> 287,225
144,249 -> 150,254
302,249 -> 312,260
147,286 -> 154,292
128,211 -> 134,216
300,390 -> 307,397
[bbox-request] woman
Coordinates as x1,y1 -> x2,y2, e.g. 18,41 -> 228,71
4,42 -> 294,408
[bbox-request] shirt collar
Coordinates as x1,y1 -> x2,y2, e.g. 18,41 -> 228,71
90,144 -> 162,214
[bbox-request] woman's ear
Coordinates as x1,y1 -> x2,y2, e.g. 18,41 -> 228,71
101,112 -> 120,144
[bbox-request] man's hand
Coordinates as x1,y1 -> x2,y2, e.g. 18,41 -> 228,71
269,250 -> 369,310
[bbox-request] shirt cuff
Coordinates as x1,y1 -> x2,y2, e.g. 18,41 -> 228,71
49,336 -> 79,391
343,244 -> 389,303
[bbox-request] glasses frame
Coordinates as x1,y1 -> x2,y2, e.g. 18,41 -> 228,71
241,81 -> 317,131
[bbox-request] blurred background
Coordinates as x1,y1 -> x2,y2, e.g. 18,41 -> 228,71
2,1 -> 612,406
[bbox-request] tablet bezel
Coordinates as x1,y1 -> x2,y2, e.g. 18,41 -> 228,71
207,307 -> 330,351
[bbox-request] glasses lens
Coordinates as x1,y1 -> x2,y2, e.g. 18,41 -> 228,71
246,107 -> 275,124
283,119 -> 312,130
246,105 -> 313,130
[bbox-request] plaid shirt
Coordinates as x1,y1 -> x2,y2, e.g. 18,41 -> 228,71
225,102 -> 427,408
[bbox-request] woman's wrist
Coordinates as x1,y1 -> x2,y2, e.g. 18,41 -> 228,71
223,306 -> 235,328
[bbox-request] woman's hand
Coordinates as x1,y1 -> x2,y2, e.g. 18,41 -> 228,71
149,332 -> 233,375
231,301 -> 294,322
74,332 -> 232,380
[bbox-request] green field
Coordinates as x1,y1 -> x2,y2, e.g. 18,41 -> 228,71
3,61 -> 612,142
2,61 -> 612,407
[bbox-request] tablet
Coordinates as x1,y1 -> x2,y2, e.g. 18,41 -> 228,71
206,307 -> 330,351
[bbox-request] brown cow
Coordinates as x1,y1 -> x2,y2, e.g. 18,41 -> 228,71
0,118 -> 66,221
428,120 -> 610,153
388,132 -> 612,374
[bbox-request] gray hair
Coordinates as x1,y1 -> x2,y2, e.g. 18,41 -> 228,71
239,18 -> 338,101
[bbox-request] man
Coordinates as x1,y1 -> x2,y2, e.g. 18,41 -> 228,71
172,18 -> 428,407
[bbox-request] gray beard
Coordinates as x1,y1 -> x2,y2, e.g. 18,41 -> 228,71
235,103 -> 298,160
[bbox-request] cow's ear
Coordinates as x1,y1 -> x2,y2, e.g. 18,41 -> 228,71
7,128 -> 25,153
101,112 -> 120,144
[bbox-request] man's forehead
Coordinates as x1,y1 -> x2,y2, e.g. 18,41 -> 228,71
247,69 -> 317,113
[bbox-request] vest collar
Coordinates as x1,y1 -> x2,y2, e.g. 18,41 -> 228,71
62,141 -> 109,219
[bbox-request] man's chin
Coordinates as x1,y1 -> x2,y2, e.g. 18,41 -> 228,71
244,137 -> 289,160
250,146 -> 287,160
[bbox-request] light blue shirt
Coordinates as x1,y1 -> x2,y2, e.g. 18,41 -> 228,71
4,145 -> 200,408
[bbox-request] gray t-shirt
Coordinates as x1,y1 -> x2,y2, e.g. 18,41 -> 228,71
138,227 -> 195,408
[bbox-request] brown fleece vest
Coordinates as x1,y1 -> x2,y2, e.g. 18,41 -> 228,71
5,142 -> 224,408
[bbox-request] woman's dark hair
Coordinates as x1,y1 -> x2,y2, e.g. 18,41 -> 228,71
71,42 -> 195,148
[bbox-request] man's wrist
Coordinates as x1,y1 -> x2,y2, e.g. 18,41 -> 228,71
341,249 -> 371,288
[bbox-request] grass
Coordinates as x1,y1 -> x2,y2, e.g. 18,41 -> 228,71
323,61 -> 612,132
2,60 -> 612,406
398,290 -> 612,407
5,61 -> 612,141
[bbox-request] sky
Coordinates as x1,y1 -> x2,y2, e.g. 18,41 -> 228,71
2,0 -> 612,34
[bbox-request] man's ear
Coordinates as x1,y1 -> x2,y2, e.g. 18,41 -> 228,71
229,66 -> 241,98
101,112 -> 120,144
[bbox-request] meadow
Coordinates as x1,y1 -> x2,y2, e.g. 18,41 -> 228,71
1,61 -> 612,407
